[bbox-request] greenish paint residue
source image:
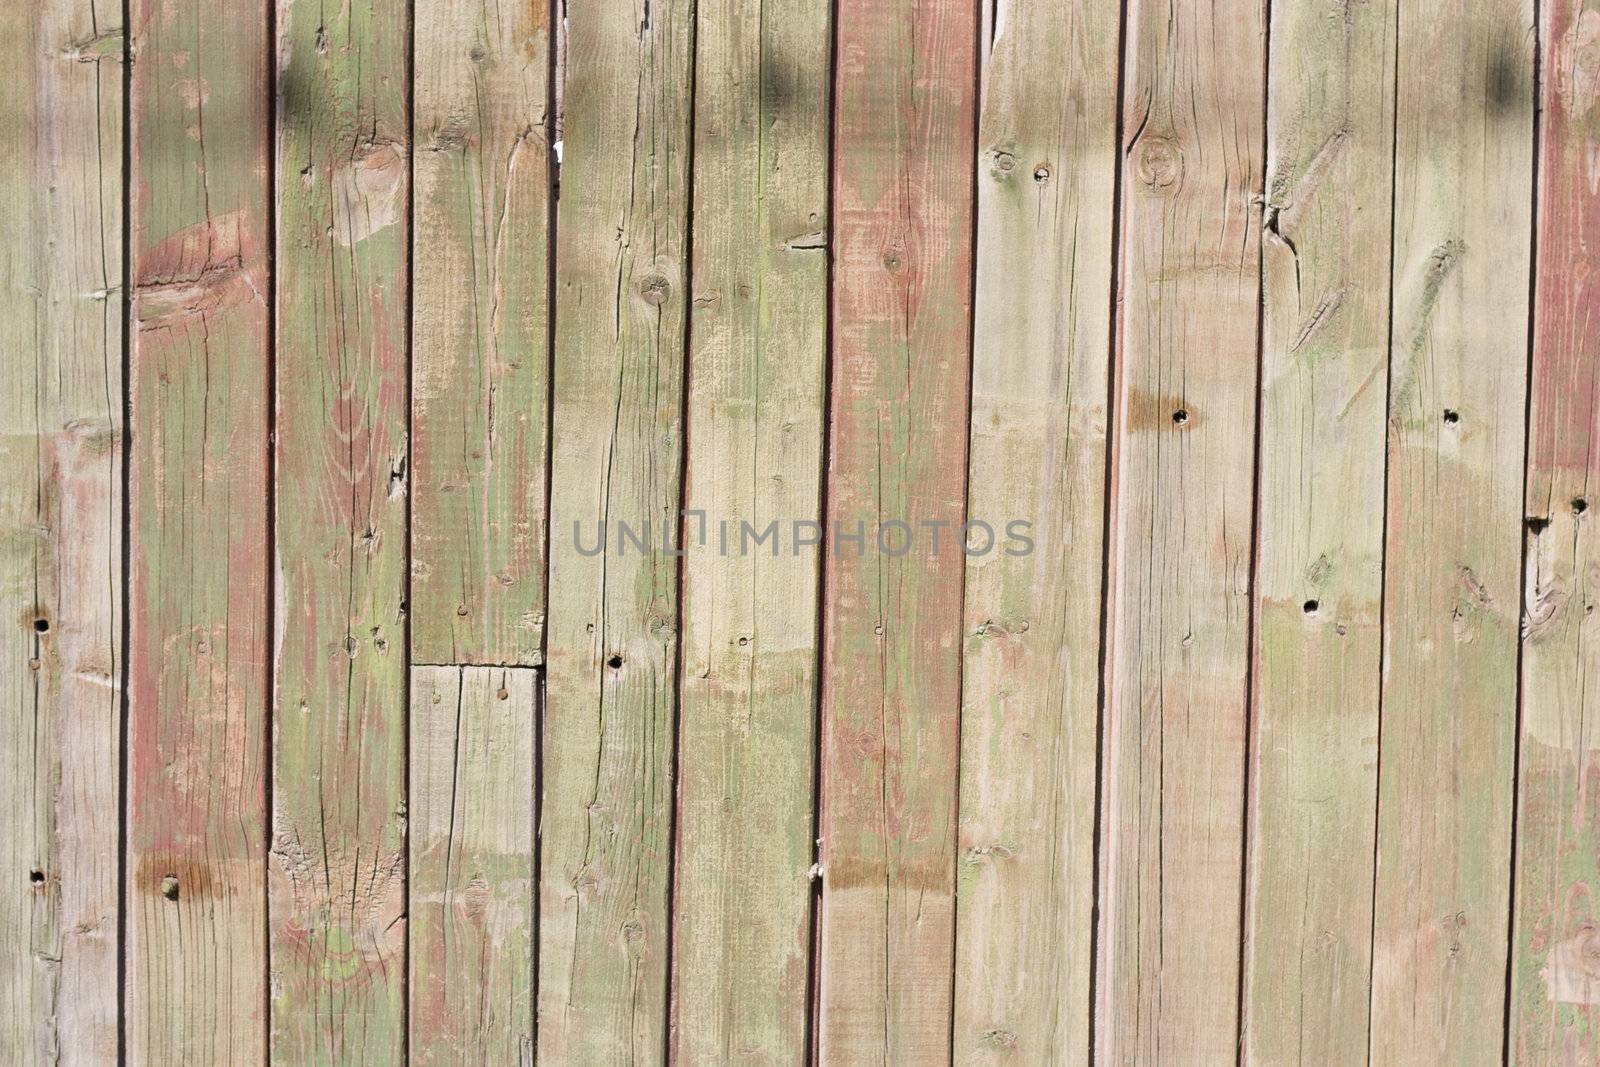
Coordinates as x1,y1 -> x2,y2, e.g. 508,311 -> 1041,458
536,0 -> 695,1060
671,0 -> 831,1059
270,0 -> 410,1059
410,0 -> 552,668
1371,1 -> 1534,1063
1243,0 -> 1394,1061
410,666 -> 536,1064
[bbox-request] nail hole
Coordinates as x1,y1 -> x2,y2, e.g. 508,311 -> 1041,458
160,874 -> 179,901
29,869 -> 44,886
33,618 -> 49,634
737,636 -> 750,647
1172,409 -> 1189,426
1528,516 -> 1551,534
1303,599 -> 1319,615
1443,409 -> 1460,426
1033,164 -> 1051,183
606,654 -> 623,670
1574,498 -> 1589,515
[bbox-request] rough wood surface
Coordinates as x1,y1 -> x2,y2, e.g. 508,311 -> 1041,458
411,0 -> 552,668
1369,1 -> 1535,1062
1510,0 -> 1600,1059
409,665 -> 537,1064
0,0 -> 123,1060
950,0 -> 1118,1061
1241,0 -> 1395,1061
125,0 -> 271,1060
670,0 -> 830,1059
536,0 -> 693,1058
815,0 -> 978,1059
1096,1 -> 1265,1060
270,0 -> 411,1058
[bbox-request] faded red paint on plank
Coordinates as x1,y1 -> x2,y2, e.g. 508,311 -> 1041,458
816,0 -> 978,1058
1512,0 -> 1600,1058
126,0 -> 271,1059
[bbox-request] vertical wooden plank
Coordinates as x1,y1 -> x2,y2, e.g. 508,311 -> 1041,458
670,0 -> 830,1057
1512,0 -> 1600,1059
0,0 -> 122,1059
816,0 -> 977,1058
1241,0 -> 1395,1061
411,0 -> 552,668
409,665 -> 536,1063
536,0 -> 693,1058
270,0 -> 410,1058
950,0 -> 1118,1060
1370,0 -> 1535,1061
125,0 -> 271,1059
1096,0 -> 1264,1060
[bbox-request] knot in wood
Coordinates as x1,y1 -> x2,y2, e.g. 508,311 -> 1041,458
1136,137 -> 1183,189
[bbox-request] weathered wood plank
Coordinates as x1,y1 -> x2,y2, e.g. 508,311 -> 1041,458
1509,0 -> 1600,1058
1096,0 -> 1265,1060
0,0 -> 122,1059
1369,0 -> 1535,1061
125,0 -> 271,1060
950,0 -> 1118,1060
670,0 -> 831,1057
270,0 -> 410,1059
1241,0 -> 1395,1061
536,0 -> 693,1058
409,665 -> 537,1063
411,0 -> 552,668
815,0 -> 978,1058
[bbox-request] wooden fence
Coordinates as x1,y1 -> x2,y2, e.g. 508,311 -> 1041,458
1,0 -> 1593,1061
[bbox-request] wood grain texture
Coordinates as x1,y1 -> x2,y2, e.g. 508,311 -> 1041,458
536,0 -> 693,1058
816,0 -> 977,1059
409,665 -> 536,1064
1096,0 -> 1264,1060
1241,0 -> 1395,1061
670,0 -> 830,1059
0,0 -> 122,1060
411,0 -> 552,668
270,0 -> 410,1059
126,0 -> 271,1059
1369,0 -> 1535,1062
1510,0 -> 1600,1059
950,0 -> 1118,1061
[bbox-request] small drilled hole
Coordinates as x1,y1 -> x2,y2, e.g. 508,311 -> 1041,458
29,869 -> 44,885
606,654 -> 623,670
1033,164 -> 1051,183
33,618 -> 48,634
1443,409 -> 1460,426
1303,600 -> 1319,615
1172,409 -> 1189,426
1575,498 -> 1589,515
